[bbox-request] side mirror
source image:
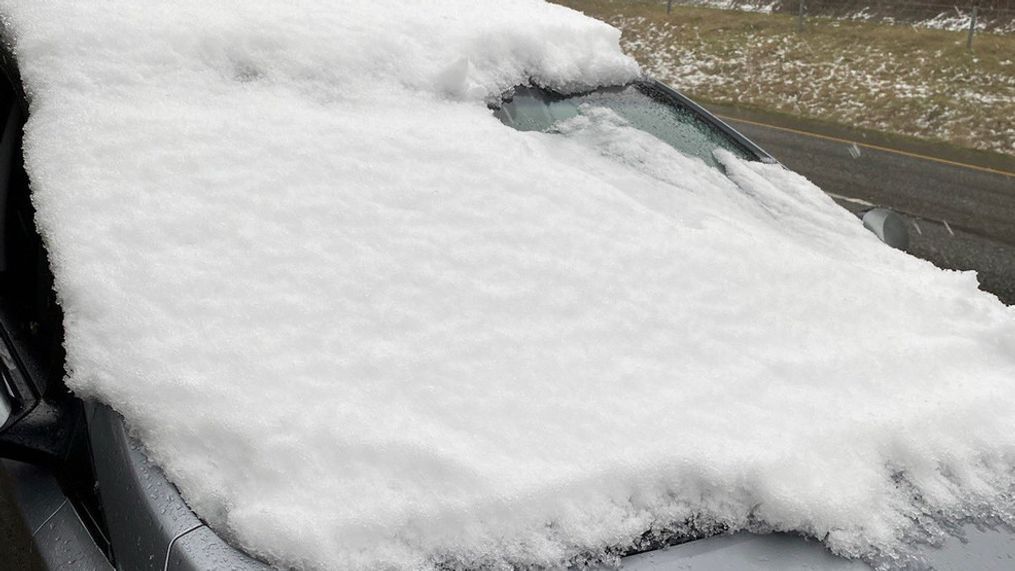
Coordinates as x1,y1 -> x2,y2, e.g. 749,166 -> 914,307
0,326 -> 82,465
0,335 -> 36,432
0,383 -> 10,428
861,208 -> 910,251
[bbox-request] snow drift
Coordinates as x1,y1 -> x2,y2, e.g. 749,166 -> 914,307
2,1 -> 1015,569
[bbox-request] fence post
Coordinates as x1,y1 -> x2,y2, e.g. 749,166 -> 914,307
966,4 -> 978,50
667,0 -> 672,14
797,0 -> 805,32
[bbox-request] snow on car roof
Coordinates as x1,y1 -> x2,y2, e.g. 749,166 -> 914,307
4,1 -> 1015,569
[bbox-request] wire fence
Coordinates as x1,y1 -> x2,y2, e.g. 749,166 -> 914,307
662,0 -> 1015,42
780,0 -> 1015,16
670,0 -> 1015,13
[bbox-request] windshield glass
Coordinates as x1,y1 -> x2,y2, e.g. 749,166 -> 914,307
492,83 -> 756,170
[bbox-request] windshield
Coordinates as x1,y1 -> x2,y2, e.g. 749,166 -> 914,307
491,83 -> 757,170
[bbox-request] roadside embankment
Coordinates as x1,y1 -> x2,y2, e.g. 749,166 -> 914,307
556,1 -> 1015,157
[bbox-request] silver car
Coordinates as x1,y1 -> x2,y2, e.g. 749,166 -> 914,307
2,48 -> 1000,571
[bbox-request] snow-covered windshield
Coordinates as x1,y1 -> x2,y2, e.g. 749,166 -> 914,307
492,83 -> 757,169
3,1 -> 1015,570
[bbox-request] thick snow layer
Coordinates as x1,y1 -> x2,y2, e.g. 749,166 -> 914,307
4,1 -> 1015,569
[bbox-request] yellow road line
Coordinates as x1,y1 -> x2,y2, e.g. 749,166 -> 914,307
715,114 -> 1015,179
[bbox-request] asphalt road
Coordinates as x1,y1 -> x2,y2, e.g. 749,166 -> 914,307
719,115 -> 1015,305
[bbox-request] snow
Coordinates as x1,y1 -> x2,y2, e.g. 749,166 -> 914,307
669,0 -> 777,14
3,1 -> 1015,569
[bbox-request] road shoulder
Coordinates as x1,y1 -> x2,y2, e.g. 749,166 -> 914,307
700,100 -> 1015,176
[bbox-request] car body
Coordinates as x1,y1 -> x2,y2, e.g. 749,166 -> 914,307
0,46 -> 1005,570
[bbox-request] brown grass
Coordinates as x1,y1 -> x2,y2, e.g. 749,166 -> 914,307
554,0 -> 1015,156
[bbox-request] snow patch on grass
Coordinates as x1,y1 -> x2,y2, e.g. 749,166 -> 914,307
673,0 -> 777,14
666,0 -> 1015,33
592,8 -> 1015,155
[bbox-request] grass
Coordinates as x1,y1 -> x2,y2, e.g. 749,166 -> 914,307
553,0 -> 1015,157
